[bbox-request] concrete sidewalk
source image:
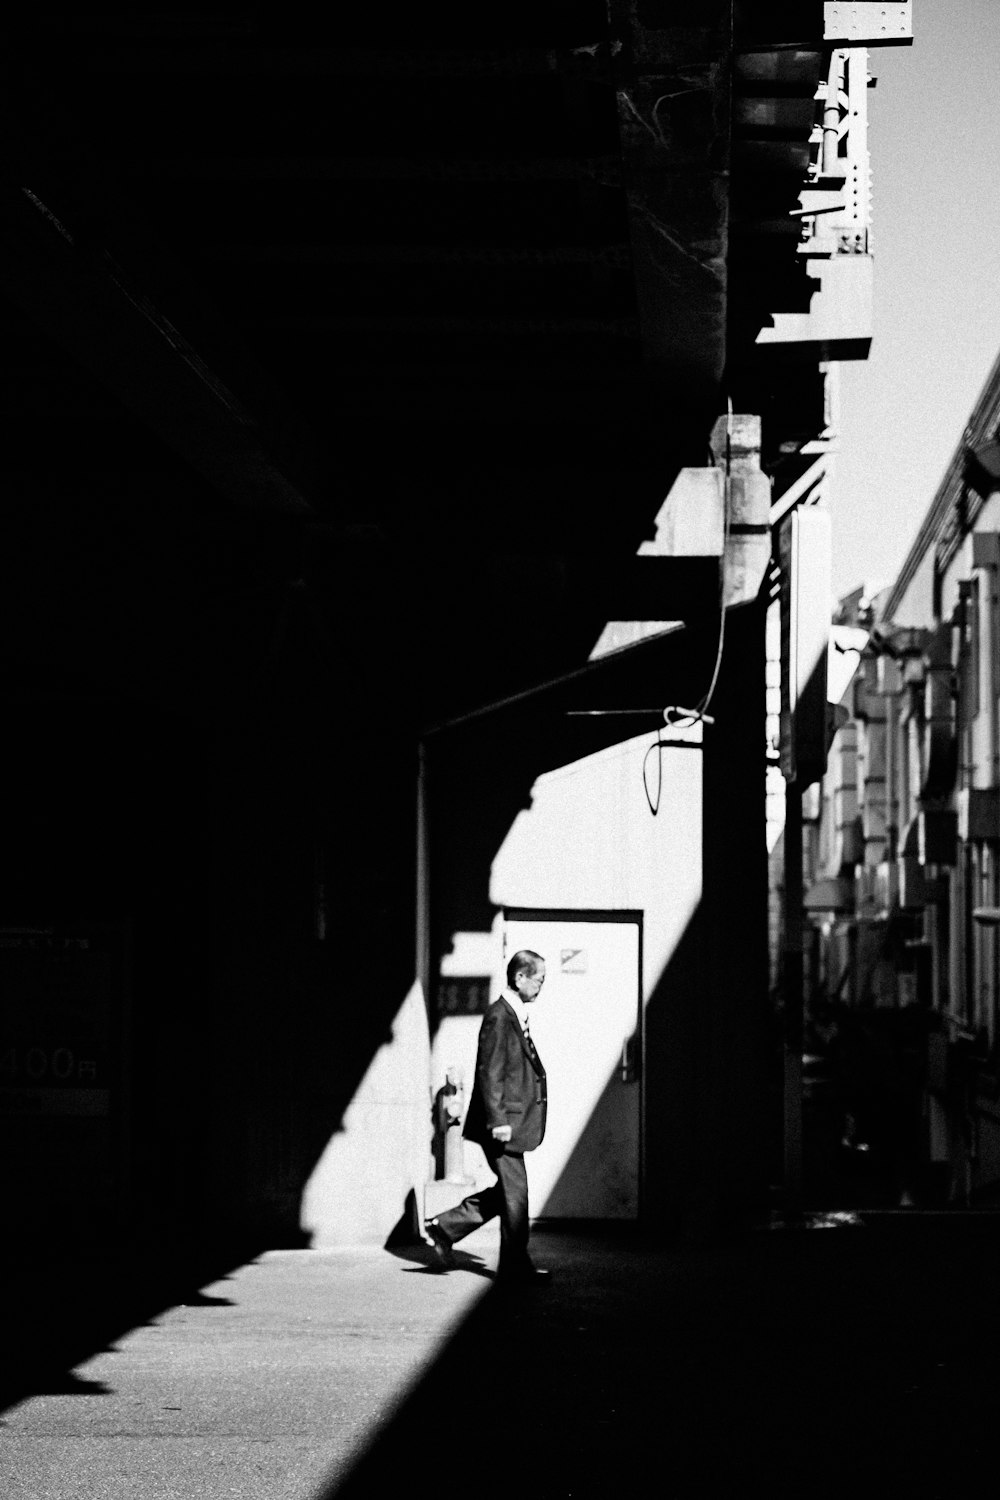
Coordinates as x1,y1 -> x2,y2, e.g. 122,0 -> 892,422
2,1226 -> 501,1500
5,1216 -> 1000,1498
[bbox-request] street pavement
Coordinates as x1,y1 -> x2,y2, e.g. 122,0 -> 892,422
4,1214 -> 1000,1498
2,1228 -> 499,1500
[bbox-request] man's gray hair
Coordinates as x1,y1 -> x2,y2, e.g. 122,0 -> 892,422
506,949 -> 544,986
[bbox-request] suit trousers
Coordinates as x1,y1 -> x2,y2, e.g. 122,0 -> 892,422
435,1147 -> 531,1270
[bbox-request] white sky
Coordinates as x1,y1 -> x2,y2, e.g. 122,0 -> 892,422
833,0 -> 1000,598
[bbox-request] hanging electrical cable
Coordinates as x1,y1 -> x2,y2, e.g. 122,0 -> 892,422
642,730 -> 664,815
655,400 -> 734,738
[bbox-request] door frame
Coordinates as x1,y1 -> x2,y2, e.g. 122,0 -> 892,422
503,906 -> 645,1221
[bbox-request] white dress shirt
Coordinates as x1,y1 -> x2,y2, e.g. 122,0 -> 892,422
501,987 -> 532,1037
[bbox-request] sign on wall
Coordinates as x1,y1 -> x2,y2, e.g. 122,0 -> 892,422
436,977 -> 491,1016
0,924 -> 128,1247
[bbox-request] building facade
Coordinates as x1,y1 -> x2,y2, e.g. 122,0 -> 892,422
802,350 -> 1000,1206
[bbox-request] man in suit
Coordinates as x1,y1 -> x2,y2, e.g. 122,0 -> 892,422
424,949 -> 550,1283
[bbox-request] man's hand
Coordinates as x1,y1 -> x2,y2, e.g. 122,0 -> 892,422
491,1124 -> 512,1143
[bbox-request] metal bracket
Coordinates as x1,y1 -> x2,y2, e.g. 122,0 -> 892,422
825,2 -> 913,46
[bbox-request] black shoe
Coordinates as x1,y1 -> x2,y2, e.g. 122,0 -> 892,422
424,1220 -> 456,1270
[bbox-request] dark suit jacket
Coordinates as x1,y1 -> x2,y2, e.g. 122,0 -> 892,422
463,997 -> 547,1155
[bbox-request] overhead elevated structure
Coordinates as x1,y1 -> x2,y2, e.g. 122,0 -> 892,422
0,4 -> 911,1251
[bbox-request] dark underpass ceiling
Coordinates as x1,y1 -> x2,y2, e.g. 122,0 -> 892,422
0,3 -> 827,726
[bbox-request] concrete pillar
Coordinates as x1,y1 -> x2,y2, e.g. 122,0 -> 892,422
689,593 -> 771,1237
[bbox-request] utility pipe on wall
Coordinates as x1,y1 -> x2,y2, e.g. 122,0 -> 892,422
783,781 -> 804,1212
416,740 -> 431,1005
985,558 -> 999,790
822,50 -> 844,179
972,532 -> 1000,788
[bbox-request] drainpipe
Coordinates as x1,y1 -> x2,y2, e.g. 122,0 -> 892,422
971,533 -> 1000,787
822,50 -> 844,178
883,685 -> 893,860
783,782 -> 804,1213
416,741 -> 431,1005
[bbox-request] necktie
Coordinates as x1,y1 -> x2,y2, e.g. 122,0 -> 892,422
523,1014 -> 532,1047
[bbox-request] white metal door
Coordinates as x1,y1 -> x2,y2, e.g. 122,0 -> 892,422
502,914 -> 640,1219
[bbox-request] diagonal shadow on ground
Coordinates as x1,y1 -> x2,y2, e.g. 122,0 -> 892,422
313,1219 -> 1000,1500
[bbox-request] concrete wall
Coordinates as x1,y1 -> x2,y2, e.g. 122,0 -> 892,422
489,728 -> 702,990
301,980 -> 431,1247
430,726 -> 704,1214
294,723 -> 702,1245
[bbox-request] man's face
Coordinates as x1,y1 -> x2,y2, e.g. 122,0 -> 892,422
515,963 -> 546,1004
